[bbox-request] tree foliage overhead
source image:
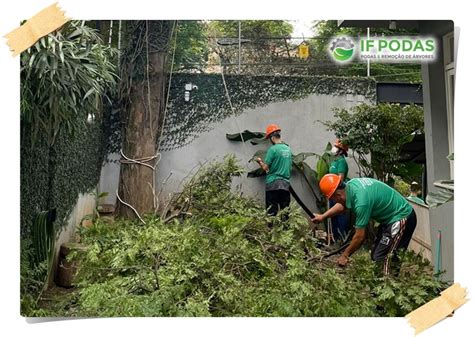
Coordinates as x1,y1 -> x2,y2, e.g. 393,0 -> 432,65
173,21 -> 210,72
207,20 -> 295,75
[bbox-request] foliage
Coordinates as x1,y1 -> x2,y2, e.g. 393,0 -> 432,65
20,20 -> 117,145
34,157 -> 448,317
208,20 -> 294,75
20,114 -> 105,314
20,22 -> 113,315
173,21 -> 210,72
21,237 -> 51,317
119,21 -> 174,82
322,103 -> 424,185
347,250 -> 447,316
226,130 -> 266,144
157,73 -> 375,152
394,177 -> 411,197
21,93 -> 106,237
210,20 -> 293,39
315,142 -> 335,180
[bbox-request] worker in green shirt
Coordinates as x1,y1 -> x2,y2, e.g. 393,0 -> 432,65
328,138 -> 350,240
256,124 -> 293,217
407,181 -> 426,205
312,174 -> 417,275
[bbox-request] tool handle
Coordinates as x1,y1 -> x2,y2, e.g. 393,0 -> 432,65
289,185 -> 314,218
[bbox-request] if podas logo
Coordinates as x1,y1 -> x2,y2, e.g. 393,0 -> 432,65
329,36 -> 437,63
360,38 -> 435,53
329,37 -> 355,62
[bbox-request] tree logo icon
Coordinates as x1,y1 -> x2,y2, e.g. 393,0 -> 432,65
329,36 -> 355,62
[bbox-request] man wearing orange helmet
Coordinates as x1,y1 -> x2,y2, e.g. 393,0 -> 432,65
256,124 -> 293,217
313,174 -> 417,275
328,138 -> 350,240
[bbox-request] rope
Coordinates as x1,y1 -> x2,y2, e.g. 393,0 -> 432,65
215,38 -> 253,168
116,190 -> 146,225
117,149 -> 162,220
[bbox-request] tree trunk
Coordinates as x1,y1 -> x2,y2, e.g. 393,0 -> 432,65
117,21 -> 172,219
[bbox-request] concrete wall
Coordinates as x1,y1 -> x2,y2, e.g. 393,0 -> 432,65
98,93 -> 371,215
50,192 -> 96,286
154,93 -> 370,212
407,200 -> 432,262
98,153 -> 121,206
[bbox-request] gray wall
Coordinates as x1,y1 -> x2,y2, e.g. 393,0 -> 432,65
154,93 -> 369,215
419,21 -> 454,281
98,92 -> 371,216
98,153 -> 121,206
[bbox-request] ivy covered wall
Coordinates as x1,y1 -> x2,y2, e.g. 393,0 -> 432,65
20,117 -> 104,237
161,74 -> 376,151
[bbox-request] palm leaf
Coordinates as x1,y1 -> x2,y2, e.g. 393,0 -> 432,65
226,130 -> 266,143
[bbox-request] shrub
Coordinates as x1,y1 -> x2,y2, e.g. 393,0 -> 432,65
39,156 -> 447,317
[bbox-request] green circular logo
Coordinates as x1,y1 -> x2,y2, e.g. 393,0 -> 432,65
329,37 -> 355,62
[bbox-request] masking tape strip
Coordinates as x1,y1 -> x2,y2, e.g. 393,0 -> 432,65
405,283 -> 468,335
4,2 -> 69,57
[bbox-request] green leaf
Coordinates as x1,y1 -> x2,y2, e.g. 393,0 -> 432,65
247,168 -> 266,178
97,192 -> 109,199
249,149 -> 267,163
324,142 -> 332,152
83,88 -> 96,100
226,130 -> 265,143
292,152 -> 316,165
393,162 -> 423,179
316,157 -> 329,181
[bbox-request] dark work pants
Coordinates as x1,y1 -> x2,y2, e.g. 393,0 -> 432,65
329,199 -> 349,240
265,189 -> 291,217
371,209 -> 417,275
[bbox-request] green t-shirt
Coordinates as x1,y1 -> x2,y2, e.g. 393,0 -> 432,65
407,195 -> 426,206
345,178 -> 413,229
264,143 -> 292,185
329,156 -> 349,181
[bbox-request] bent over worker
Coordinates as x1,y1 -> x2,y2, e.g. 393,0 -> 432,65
312,174 -> 417,275
256,124 -> 293,217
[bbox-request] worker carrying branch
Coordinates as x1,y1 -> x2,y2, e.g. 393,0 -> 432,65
256,124 -> 293,217
312,174 -> 417,275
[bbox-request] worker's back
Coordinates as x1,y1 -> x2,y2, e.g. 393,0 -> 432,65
345,178 -> 413,228
264,143 -> 292,184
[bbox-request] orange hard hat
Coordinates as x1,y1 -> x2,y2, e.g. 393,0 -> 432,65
334,138 -> 349,153
319,174 -> 342,199
265,124 -> 281,139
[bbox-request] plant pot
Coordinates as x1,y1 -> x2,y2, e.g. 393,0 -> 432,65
56,242 -> 87,288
